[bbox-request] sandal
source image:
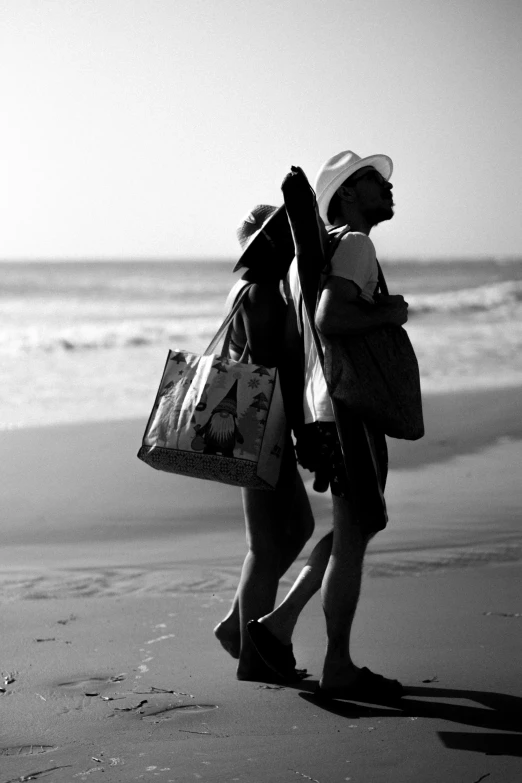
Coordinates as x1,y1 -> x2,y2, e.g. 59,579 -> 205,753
315,667 -> 404,703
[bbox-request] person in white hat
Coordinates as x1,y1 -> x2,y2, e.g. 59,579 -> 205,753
247,151 -> 409,700
213,205 -> 316,683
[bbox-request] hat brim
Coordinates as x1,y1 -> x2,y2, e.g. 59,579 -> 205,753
316,154 -> 393,224
233,205 -> 294,273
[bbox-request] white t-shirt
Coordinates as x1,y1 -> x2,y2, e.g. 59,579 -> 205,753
288,227 -> 379,424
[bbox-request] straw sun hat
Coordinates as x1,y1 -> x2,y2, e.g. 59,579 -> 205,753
233,204 -> 295,274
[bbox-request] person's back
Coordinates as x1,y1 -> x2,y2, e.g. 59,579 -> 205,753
214,205 -> 314,682
226,276 -> 287,368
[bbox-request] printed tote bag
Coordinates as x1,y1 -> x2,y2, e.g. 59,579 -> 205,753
137,286 -> 286,490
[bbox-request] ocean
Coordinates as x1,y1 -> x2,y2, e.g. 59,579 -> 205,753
1,258 -> 522,430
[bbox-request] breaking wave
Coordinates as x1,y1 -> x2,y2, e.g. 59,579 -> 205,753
0,317 -> 219,355
408,280 -> 522,315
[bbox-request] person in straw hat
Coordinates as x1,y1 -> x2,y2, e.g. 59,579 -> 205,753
247,150 -> 409,701
213,204 -> 316,683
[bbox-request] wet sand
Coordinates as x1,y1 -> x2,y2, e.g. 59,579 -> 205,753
1,385 -> 521,781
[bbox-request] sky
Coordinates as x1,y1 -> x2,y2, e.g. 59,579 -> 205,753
1,0 -> 521,261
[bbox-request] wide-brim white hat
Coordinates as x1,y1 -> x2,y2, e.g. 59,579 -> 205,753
314,150 -> 393,224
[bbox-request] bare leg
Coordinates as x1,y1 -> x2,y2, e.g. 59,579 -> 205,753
258,530 -> 333,644
320,495 -> 372,689
235,487 -> 287,679
214,469 -> 314,660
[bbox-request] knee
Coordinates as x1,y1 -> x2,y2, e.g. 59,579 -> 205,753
246,533 -> 281,561
331,523 -> 369,558
247,544 -> 282,570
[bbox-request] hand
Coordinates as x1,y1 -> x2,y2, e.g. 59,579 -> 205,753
294,424 -> 332,493
375,293 -> 409,326
281,166 -> 316,213
313,467 -> 330,493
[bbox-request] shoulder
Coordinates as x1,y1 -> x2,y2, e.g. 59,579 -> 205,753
241,282 -> 285,324
226,280 -> 281,312
328,231 -> 378,300
330,230 -> 376,269
244,282 -> 283,306
225,279 -> 250,311
334,231 -> 376,258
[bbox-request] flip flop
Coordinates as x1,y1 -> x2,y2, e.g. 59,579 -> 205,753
247,620 -> 300,681
315,667 -> 404,703
237,664 -> 309,685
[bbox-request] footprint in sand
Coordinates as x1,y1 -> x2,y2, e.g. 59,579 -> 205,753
49,674 -> 126,714
141,703 -> 219,723
107,691 -> 218,722
46,676 -> 218,728
0,744 -> 58,756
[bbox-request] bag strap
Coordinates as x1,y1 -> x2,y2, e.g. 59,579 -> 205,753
376,260 -> 389,296
204,283 -> 253,356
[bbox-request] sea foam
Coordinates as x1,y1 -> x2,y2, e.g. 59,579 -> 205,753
407,279 -> 522,314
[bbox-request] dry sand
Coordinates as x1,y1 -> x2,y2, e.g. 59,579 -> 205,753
1,386 -> 521,781
1,567 -> 521,782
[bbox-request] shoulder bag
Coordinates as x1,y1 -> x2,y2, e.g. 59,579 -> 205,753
323,262 -> 424,440
137,284 -> 287,490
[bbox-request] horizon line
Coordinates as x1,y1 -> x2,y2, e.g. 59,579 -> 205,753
0,255 -> 520,265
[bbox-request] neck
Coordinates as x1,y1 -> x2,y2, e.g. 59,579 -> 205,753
333,211 -> 372,235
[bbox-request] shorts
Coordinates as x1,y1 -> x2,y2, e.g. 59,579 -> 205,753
312,421 -> 388,497
295,415 -> 388,532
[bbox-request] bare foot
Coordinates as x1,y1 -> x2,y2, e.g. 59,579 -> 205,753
214,620 -> 240,659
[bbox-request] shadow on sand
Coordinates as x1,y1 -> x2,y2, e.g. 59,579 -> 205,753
297,684 -> 522,757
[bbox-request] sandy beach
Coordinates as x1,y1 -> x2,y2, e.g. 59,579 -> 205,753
1,386 -> 521,781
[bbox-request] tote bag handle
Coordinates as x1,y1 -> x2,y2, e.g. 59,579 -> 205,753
204,283 -> 253,356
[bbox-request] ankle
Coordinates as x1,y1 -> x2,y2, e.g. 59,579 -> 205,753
320,662 -> 360,688
323,645 -> 356,672
216,613 -> 239,632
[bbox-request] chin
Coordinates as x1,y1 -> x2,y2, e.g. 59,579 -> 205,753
369,206 -> 394,226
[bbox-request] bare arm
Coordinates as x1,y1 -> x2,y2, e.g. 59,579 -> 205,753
316,276 -> 408,337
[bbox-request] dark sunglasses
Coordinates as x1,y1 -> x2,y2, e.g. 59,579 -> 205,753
346,169 -> 390,187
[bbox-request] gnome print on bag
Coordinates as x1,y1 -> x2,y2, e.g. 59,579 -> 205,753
194,381 -> 244,457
